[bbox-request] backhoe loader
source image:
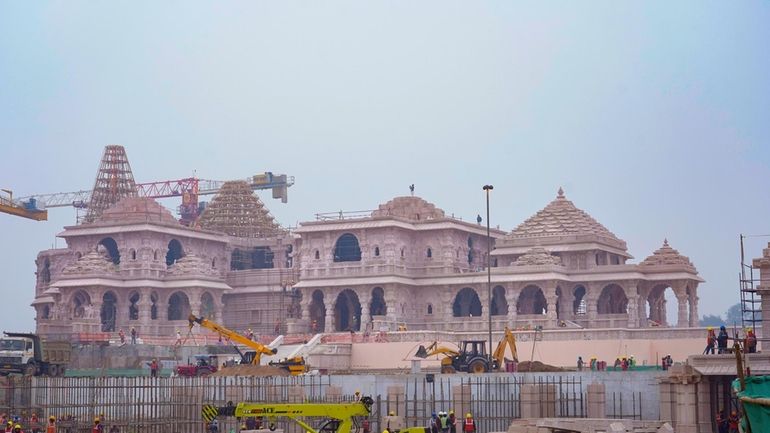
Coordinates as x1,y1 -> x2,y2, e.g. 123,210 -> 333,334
415,326 -> 518,373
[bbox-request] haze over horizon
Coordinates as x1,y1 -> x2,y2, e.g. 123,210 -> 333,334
1,2 -> 769,332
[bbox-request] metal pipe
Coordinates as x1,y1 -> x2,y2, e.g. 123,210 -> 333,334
483,185 -> 494,362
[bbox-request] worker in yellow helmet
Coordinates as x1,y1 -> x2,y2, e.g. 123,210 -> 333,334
448,410 -> 457,433
46,416 -> 55,433
704,326 -> 716,354
12,425 -> 21,433
463,413 -> 476,433
92,417 -> 103,433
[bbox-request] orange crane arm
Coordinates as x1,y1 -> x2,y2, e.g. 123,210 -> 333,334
188,314 -> 276,364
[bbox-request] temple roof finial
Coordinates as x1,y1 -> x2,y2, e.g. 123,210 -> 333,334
557,187 -> 565,199
663,238 -> 669,247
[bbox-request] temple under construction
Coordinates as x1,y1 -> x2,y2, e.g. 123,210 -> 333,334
32,146 -> 703,341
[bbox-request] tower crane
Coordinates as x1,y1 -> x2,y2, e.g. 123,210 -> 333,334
0,189 -> 48,221
11,172 -> 294,225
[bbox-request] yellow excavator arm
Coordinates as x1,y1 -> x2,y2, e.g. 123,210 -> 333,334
415,342 -> 460,359
188,314 -> 276,364
491,326 -> 518,369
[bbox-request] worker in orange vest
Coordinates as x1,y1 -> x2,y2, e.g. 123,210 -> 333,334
727,411 -> 739,433
462,413 -> 476,433
12,425 -> 22,433
45,417 -> 55,433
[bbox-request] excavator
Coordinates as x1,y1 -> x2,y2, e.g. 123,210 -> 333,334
415,326 -> 518,374
187,314 -> 307,375
202,396 -> 427,433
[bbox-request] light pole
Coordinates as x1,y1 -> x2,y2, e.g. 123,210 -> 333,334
483,184 -> 494,362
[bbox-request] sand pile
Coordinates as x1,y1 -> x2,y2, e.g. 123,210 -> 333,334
211,365 -> 290,377
516,361 -> 563,372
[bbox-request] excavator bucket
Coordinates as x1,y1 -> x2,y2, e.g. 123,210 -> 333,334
415,345 -> 429,358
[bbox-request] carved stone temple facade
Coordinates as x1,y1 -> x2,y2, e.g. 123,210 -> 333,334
31,188 -> 703,338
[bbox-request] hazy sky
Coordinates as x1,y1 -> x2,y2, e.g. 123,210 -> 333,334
1,2 -> 769,333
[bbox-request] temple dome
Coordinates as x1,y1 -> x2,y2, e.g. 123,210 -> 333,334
639,239 -> 697,272
509,188 -> 625,249
372,196 -> 445,221
93,197 -> 179,226
197,180 -> 284,238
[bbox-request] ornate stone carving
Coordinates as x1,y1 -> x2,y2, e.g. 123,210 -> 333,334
61,251 -> 116,275
512,247 -> 563,267
166,254 -> 218,277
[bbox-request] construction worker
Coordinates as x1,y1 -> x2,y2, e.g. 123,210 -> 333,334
439,411 -> 449,433
463,413 -> 476,433
29,413 -> 39,433
130,327 -> 137,344
704,327 -> 716,354
92,418 -> 103,433
45,417 -> 55,433
148,358 -> 159,378
715,411 -> 727,433
429,412 -> 439,433
118,329 -> 125,345
6,420 -> 14,433
362,417 -> 370,433
717,325 -> 729,354
448,410 -> 457,433
12,425 -> 22,433
589,356 -> 597,371
577,356 -> 584,371
746,328 -> 757,353
727,411 -> 739,433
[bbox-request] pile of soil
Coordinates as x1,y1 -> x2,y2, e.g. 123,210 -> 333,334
211,365 -> 290,377
516,361 -> 564,372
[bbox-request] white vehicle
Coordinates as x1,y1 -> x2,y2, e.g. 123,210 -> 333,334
0,332 -> 71,376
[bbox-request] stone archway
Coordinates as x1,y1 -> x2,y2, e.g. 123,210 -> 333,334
573,286 -> 587,316
101,291 -> 118,332
597,284 -> 628,314
128,291 -> 140,321
334,290 -> 362,332
370,287 -> 386,316
647,284 -> 676,326
491,286 -> 508,316
167,292 -> 191,321
309,290 -> 326,332
453,287 -> 482,317
517,285 -> 547,315
72,290 -> 91,319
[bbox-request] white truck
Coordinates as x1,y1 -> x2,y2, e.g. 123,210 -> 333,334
0,332 -> 71,376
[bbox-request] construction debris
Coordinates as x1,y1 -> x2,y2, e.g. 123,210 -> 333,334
516,361 -> 564,372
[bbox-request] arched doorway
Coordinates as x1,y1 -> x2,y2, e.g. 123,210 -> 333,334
453,287 -> 482,317
517,285 -> 547,315
597,284 -> 628,314
150,292 -> 159,320
101,292 -> 117,332
128,292 -> 140,320
98,238 -> 120,264
309,290 -> 326,332
370,287 -> 387,316
491,286 -> 508,316
72,290 -> 91,318
166,239 -> 184,266
334,290 -> 362,331
200,292 -> 216,319
647,284 -> 678,326
333,234 -> 362,262
573,286 -> 587,316
167,292 -> 191,320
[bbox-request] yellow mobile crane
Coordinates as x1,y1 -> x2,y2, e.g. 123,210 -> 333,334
202,397 -> 426,433
415,327 -> 518,373
0,189 -> 47,221
188,314 -> 307,375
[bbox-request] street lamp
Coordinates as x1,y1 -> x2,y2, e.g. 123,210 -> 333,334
483,184 -> 494,362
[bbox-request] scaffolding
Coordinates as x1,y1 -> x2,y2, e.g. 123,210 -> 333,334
739,234 -> 763,332
82,145 -> 138,224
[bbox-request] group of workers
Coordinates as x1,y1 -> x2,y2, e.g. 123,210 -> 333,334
715,410 -> 740,433
704,326 -> 757,355
0,413 -> 113,433
427,411 -> 476,433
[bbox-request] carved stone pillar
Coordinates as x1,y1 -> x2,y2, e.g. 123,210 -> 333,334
440,286 -> 455,325
324,309 -> 335,333
688,285 -> 699,327
624,281 -> 639,328
507,286 -> 519,326
359,290 -> 371,331
544,282 -> 558,327
585,283 -> 600,328
300,290 -> 312,323
676,294 -> 689,328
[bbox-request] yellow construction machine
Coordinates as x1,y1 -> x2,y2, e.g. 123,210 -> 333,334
415,326 -> 518,374
188,314 -> 307,375
202,397 -> 426,433
0,189 -> 47,221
